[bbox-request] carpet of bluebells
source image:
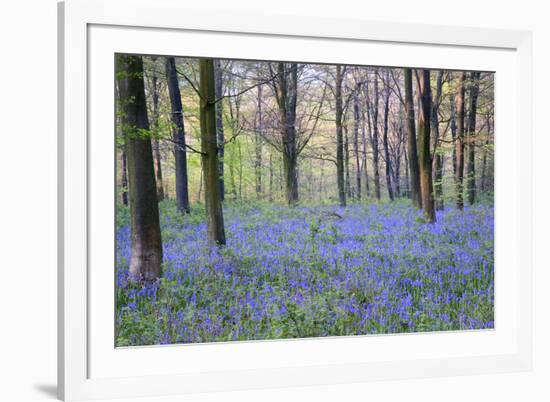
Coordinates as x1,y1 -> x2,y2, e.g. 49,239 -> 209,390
115,200 -> 494,347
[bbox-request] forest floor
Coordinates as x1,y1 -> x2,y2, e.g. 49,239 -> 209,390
115,200 -> 494,347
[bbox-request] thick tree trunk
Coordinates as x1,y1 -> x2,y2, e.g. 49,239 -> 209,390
116,55 -> 162,281
404,68 -> 421,208
275,63 -> 299,205
199,58 -> 226,246
382,75 -> 394,201
416,69 -> 436,223
466,71 -> 481,205
165,57 -> 190,214
353,88 -> 362,199
432,71 -> 444,210
149,61 -> 165,202
214,59 -> 225,201
455,72 -> 466,211
335,65 -> 347,206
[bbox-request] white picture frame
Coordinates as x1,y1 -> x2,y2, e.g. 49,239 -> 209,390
58,0 -> 533,400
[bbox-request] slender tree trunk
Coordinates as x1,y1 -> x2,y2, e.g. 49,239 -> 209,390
237,139 -> 243,200
404,68 -> 421,208
382,74 -> 394,201
404,147 -> 410,197
370,70 -> 381,200
335,65 -> 347,206
432,70 -> 444,210
416,69 -> 436,222
455,71 -> 466,211
344,120 -> 352,198
121,150 -> 129,206
450,91 -> 457,177
199,58 -> 226,245
165,57 -> 190,213
268,151 -> 274,202
394,117 -> 403,198
353,88 -> 362,199
361,108 -> 370,197
150,61 -> 165,202
481,114 -> 492,193
116,55 -> 162,281
214,59 -> 225,201
255,84 -> 263,198
466,71 -> 481,205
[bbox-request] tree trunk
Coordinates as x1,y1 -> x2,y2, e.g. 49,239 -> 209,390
481,114 -> 492,193
255,84 -> 263,198
404,147 -> 410,197
361,105 -> 370,197
335,65 -> 346,206
455,71 -> 466,211
416,69 -> 436,222
274,63 -> 299,205
404,68 -> 421,208
353,87 -> 362,199
344,119 -> 352,198
466,71 -> 481,205
121,150 -> 129,206
165,57 -> 190,214
382,74 -> 394,201
148,60 -> 165,202
199,58 -> 226,246
370,70 -> 381,200
450,90 -> 457,177
432,70 -> 444,210
214,59 -> 225,201
116,55 -> 162,281
269,151 -> 274,202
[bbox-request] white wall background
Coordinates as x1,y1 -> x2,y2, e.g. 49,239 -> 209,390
0,1 -> 546,401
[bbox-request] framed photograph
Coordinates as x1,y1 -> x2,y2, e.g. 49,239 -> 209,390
58,0 -> 533,400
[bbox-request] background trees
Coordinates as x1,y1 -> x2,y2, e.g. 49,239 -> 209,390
116,55 -> 495,278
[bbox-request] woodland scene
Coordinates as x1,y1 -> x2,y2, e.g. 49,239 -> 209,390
115,54 -> 494,346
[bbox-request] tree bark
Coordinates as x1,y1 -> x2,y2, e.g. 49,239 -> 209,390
149,58 -> 165,202
165,57 -> 190,213
214,59 -> 225,201
432,70 -> 444,210
416,69 -> 436,222
274,63 -> 299,205
116,55 -> 162,281
455,71 -> 466,211
255,84 -> 263,198
353,87 -> 362,199
199,58 -> 226,246
121,150 -> 129,206
344,120 -> 352,198
268,152 -> 274,202
335,65 -> 347,206
370,70 -> 381,200
466,71 -> 481,205
361,98 -> 370,197
382,73 -> 394,201
404,68 -> 421,208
